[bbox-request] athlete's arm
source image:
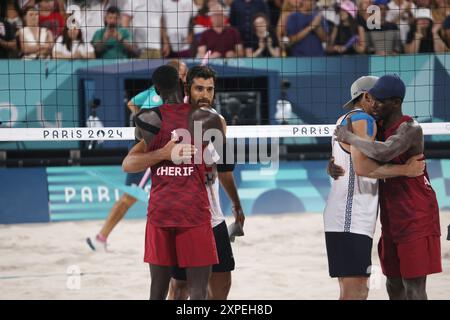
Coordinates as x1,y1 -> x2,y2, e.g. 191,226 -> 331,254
217,117 -> 245,226
350,119 -> 424,178
336,119 -> 422,162
122,109 -> 196,172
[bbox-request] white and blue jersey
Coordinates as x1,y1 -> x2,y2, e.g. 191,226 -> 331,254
323,108 -> 379,238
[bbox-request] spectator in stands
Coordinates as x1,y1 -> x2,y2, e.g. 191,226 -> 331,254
18,6 -> 54,59
38,0 -> 65,38
267,0 -> 283,28
416,0 -> 432,9
317,0 -> 339,32
118,0 -> 166,59
229,0 -> 270,49
197,3 -> 244,58
356,0 -> 371,33
277,0 -> 298,56
326,0 -> 366,55
4,0 -> 23,32
385,0 -> 416,44
162,0 -> 196,58
0,3 -> 18,58
66,0 -> 112,44
365,0 -> 402,55
245,13 -> 280,57
91,6 -> 138,59
52,21 -> 95,59
404,7 -> 447,52
431,0 -> 450,27
193,0 -> 230,38
444,3 -> 450,50
285,0 -> 328,57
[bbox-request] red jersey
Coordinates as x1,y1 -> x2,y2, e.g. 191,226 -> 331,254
39,12 -> 65,38
147,103 -> 211,227
378,115 -> 440,243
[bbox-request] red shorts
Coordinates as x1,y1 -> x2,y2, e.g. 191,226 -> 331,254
144,221 -> 218,268
378,235 -> 442,279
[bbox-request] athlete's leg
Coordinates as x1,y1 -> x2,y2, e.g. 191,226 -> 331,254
149,264 -> 172,300
99,193 -> 137,239
207,272 -> 232,300
402,276 -> 427,300
186,266 -> 211,300
167,278 -> 189,300
386,277 -> 406,300
339,277 -> 369,300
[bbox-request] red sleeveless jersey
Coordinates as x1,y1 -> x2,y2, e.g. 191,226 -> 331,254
147,103 -> 211,227
378,115 -> 440,243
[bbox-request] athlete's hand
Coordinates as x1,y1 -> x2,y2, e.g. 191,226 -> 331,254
161,139 -> 197,163
404,154 -> 425,177
327,157 -> 345,180
232,205 -> 245,228
334,117 -> 354,144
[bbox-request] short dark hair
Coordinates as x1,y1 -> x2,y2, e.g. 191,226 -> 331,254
106,6 -> 121,15
186,65 -> 217,94
152,65 -> 179,96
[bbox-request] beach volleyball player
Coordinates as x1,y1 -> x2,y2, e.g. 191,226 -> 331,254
324,76 -> 425,300
335,74 -> 442,300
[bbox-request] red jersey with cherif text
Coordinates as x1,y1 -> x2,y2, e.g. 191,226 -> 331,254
147,103 -> 211,227
378,115 -> 440,243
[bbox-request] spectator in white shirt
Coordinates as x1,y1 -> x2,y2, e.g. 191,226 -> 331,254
118,0 -> 165,59
52,22 -> 95,59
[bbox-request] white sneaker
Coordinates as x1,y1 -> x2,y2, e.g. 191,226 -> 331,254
86,235 -> 108,252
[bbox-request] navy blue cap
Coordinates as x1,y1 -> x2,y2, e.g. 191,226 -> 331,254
368,74 -> 406,101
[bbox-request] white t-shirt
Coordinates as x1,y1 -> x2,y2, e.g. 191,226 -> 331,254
52,35 -> 95,58
162,0 -> 196,52
117,0 -> 163,50
66,0 -> 118,44
386,0 -> 416,44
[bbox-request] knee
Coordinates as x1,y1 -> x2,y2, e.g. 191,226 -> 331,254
171,281 -> 189,300
208,275 -> 232,300
341,284 -> 368,300
120,194 -> 137,208
386,278 -> 405,298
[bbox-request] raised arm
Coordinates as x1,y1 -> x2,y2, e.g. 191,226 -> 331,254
335,119 -> 422,162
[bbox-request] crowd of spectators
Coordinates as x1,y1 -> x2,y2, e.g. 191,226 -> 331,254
0,0 -> 449,59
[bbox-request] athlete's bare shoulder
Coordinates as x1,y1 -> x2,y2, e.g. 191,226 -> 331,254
397,119 -> 423,138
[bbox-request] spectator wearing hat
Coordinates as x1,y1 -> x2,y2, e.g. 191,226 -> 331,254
196,3 -> 244,58
326,0 -> 366,55
285,0 -> 328,57
365,0 -> 402,55
385,0 -> 416,44
405,7 -> 447,52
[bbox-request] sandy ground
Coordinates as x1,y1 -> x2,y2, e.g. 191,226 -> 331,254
0,212 -> 449,300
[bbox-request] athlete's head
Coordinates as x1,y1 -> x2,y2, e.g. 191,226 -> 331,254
152,65 -> 180,100
343,76 -> 378,114
186,65 -> 217,109
368,74 -> 405,120
166,59 -> 188,83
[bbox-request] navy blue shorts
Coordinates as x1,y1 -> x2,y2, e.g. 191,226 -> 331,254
125,171 -> 147,186
325,232 -> 373,278
171,221 -> 235,280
